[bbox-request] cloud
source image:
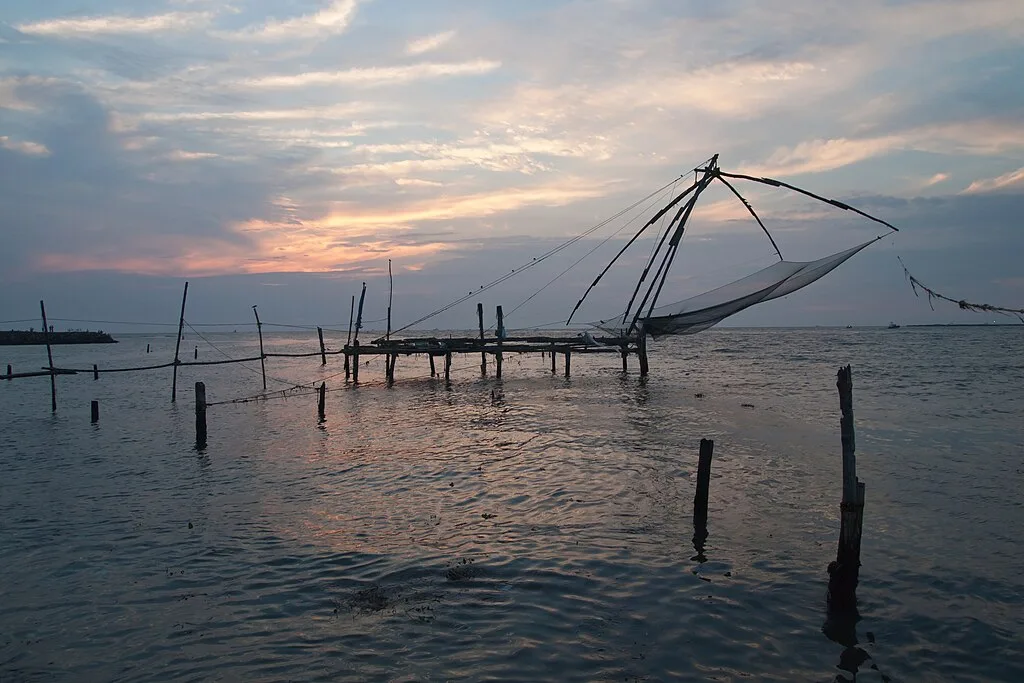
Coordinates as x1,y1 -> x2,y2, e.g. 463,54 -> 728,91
218,0 -> 359,42
15,11 -> 210,36
238,60 -> 501,89
923,173 -> 950,187
0,136 -> 50,156
406,30 -> 456,55
963,167 -> 1024,194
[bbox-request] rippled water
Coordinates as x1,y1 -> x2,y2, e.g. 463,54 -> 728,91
1,326 -> 1022,681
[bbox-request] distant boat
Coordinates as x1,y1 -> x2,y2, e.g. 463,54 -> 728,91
887,322 -> 900,329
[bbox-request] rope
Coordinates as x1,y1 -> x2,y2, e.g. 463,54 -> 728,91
898,257 -> 1024,322
390,176 -> 685,334
499,180 -> 680,325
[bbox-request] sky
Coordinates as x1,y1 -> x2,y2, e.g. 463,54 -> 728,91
1,0 -> 1023,332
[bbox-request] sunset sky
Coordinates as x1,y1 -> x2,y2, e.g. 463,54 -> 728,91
2,0 -> 1022,330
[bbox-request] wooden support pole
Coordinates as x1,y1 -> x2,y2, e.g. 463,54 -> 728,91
194,346 -> 198,360
693,438 -> 714,544
638,330 -> 649,377
827,365 -> 865,611
386,259 -> 393,342
318,327 -> 327,365
621,346 -> 628,372
564,349 -> 571,377
6,364 -> 12,379
444,351 -> 452,386
318,382 -> 326,420
389,354 -> 397,381
345,294 -> 355,380
93,364 -> 99,380
171,282 -> 189,402
354,282 -> 367,345
496,305 -> 504,379
195,381 -> 207,448
252,305 -> 267,392
551,346 -> 557,374
477,302 -> 486,376
91,400 -> 99,424
352,341 -> 360,383
40,300 -> 56,412
429,353 -> 436,377
147,343 -> 151,353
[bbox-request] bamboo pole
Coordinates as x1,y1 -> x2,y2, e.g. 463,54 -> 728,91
318,382 -> 326,421
429,353 -> 436,377
345,294 -> 355,380
496,305 -> 504,379
171,282 -> 189,402
386,259 -> 393,341
252,305 -> 267,391
564,349 -> 571,378
638,331 -> 649,377
551,345 -> 556,374
39,300 -> 56,412
444,351 -> 452,386
195,381 -> 207,448
477,302 -> 486,376
318,327 -> 327,365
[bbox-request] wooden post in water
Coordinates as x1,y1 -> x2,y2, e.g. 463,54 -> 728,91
429,353 -> 436,377
386,259 -> 393,342
147,343 -> 150,353
93,364 -> 99,380
318,382 -> 326,421
444,351 -> 452,387
693,438 -> 714,544
171,282 -> 189,403
39,300 -> 56,412
352,341 -> 360,383
564,349 -> 571,378
495,305 -> 504,379
195,381 -> 207,448
827,365 -> 865,611
91,400 -> 99,424
477,303 -> 487,376
550,346 -> 557,374
6,364 -> 12,379
194,346 -> 198,359
621,346 -> 628,372
638,330 -> 649,377
317,327 -> 327,366
345,294 -> 355,380
251,305 -> 267,392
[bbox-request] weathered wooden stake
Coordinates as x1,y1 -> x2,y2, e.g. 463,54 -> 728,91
564,349 -> 571,378
6,364 -> 12,379
429,353 -> 436,376
621,346 -> 628,372
194,346 -> 198,359
317,327 -> 327,365
444,351 -> 452,386
318,382 -> 326,420
638,331 -> 649,377
93,364 -> 99,380
40,300 -> 56,412
387,354 -> 397,383
352,341 -> 360,383
827,365 -> 865,611
693,438 -> 715,543
171,282 -> 189,403
91,400 -> 99,423
195,381 -> 207,448
496,305 -> 504,379
550,346 -> 557,374
344,293 -> 355,380
147,343 -> 151,353
477,302 -> 487,376
252,304 -> 267,391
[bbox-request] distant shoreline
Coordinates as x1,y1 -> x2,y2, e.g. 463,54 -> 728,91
0,330 -> 118,346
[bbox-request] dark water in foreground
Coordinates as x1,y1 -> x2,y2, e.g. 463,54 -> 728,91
1,327 -> 1022,682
